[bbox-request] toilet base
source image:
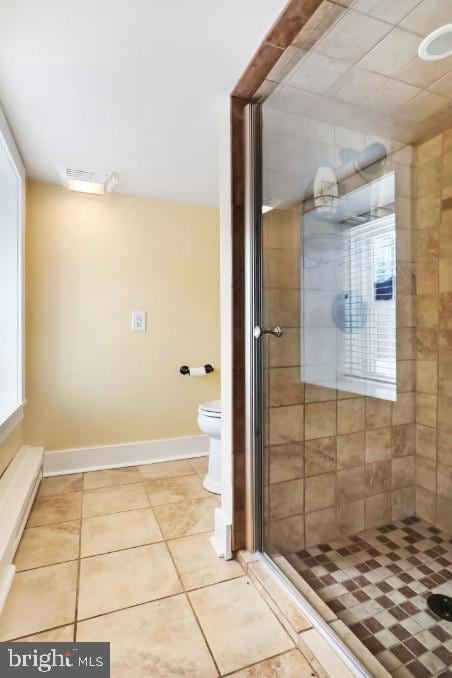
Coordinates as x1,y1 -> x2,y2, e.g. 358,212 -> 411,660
203,436 -> 222,495
203,475 -> 222,494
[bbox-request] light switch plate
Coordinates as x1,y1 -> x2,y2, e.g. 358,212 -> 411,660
131,310 -> 146,332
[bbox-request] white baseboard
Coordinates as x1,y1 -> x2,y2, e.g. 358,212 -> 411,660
43,434 -> 209,477
0,445 -> 43,615
211,506 -> 232,560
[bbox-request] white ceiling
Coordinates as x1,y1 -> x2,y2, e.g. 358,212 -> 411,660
0,0 -> 286,206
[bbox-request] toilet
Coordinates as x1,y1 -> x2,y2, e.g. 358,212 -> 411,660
197,400 -> 221,494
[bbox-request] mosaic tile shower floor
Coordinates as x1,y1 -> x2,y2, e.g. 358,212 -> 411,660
288,518 -> 452,677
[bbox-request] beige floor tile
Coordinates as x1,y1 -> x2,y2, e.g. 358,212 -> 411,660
38,474 -> 83,497
77,542 -> 182,619
167,532 -> 243,590
77,594 -> 217,678
137,459 -> 194,480
15,521 -> 80,571
82,483 -> 149,518
83,466 -> 141,490
229,649 -> 316,677
28,493 -> 82,527
145,474 -> 211,506
188,457 -> 209,475
17,625 -> 74,642
189,577 -> 293,675
81,507 -> 162,557
0,561 -> 78,640
153,496 -> 218,539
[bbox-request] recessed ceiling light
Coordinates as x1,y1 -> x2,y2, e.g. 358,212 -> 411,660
418,24 -> 452,61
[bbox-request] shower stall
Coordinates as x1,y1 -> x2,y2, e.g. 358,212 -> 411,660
242,2 -> 452,676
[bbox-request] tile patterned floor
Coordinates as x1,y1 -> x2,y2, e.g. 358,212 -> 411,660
0,458 -> 318,678
288,517 -> 452,677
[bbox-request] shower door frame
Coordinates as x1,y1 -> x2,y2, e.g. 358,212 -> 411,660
243,102 -> 372,678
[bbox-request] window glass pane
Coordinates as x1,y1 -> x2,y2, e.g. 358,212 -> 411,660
0,140 -> 19,421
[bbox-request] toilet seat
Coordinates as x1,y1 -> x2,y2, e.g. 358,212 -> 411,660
198,400 -> 221,418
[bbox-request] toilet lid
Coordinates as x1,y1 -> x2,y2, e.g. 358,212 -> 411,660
199,400 -> 221,417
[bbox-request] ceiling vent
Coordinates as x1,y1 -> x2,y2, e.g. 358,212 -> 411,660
61,167 -> 117,195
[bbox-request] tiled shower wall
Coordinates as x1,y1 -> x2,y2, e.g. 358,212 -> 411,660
415,130 -> 452,531
265,144 -> 417,552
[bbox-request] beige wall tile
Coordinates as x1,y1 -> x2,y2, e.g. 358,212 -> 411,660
397,327 -> 416,360
392,424 -> 416,457
416,227 -> 439,261
437,463 -> 452,498
264,248 -> 300,289
417,134 -> 443,166
392,455 -> 415,489
397,360 -> 416,393
436,494 -> 452,533
265,289 -> 301,328
416,261 -> 438,295
416,455 -> 437,492
269,405 -> 304,445
317,9 -> 391,64
267,515 -> 305,553
365,492 -> 391,529
305,437 -> 337,476
439,357 -> 452,397
365,397 -> 391,429
304,384 -> 337,403
397,295 -> 416,328
366,428 -> 391,463
337,466 -> 365,504
337,432 -> 365,469
440,292 -> 452,328
416,424 -> 437,460
305,507 -> 337,547
438,394 -> 452,433
337,398 -> 365,434
440,258 -> 452,293
269,479 -> 304,520
417,294 -> 438,326
392,392 -> 415,425
416,192 -> 441,229
416,327 -> 438,361
269,443 -> 304,484
337,500 -> 364,536
392,486 -> 415,521
397,261 -> 416,295
269,368 -> 305,407
269,328 -> 300,367
438,429 -> 452,466
305,473 -> 335,513
416,393 -> 437,427
416,486 -> 436,523
416,157 -> 442,198
439,329 -> 452,356
416,361 -> 438,394
365,461 -> 391,497
305,401 -> 336,440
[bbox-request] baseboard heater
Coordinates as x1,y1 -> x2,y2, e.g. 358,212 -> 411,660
0,446 -> 43,615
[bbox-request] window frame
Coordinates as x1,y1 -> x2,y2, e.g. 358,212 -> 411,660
0,105 -> 26,445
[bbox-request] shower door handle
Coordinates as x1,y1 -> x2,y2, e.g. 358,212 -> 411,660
253,325 -> 283,339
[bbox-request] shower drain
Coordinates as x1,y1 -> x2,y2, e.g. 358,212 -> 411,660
428,594 -> 452,621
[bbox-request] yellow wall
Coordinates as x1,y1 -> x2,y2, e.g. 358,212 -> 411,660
25,182 -> 220,451
0,423 -> 23,476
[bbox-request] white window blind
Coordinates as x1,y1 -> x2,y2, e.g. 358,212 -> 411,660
342,213 -> 396,390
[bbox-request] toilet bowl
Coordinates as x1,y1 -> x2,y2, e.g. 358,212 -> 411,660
197,400 -> 221,494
